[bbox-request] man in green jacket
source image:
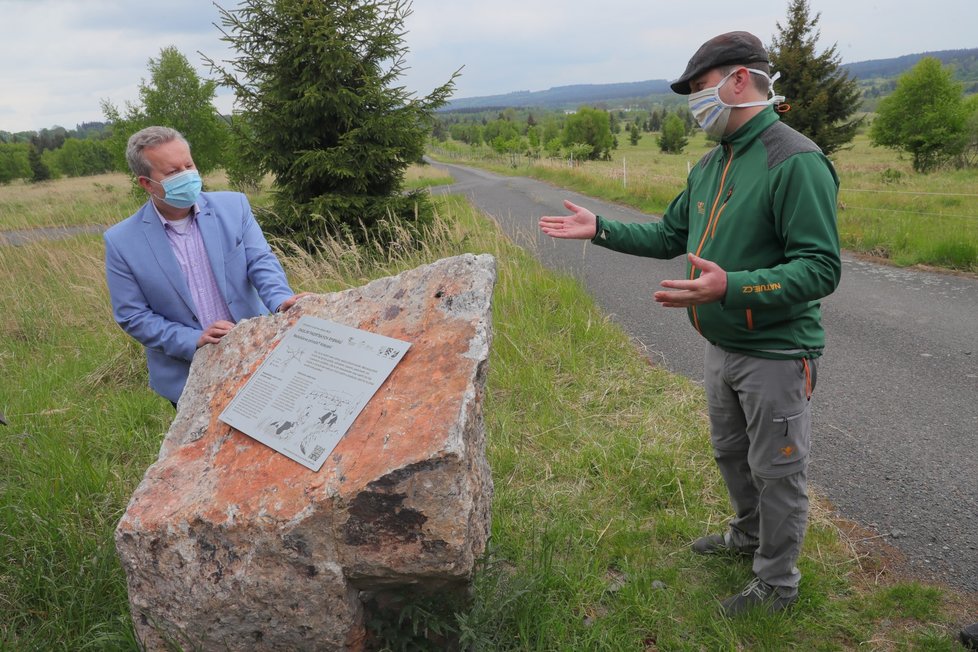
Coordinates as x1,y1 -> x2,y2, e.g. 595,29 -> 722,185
540,31 -> 841,616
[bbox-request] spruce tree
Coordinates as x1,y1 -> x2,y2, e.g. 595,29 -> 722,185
27,139 -> 51,183
206,0 -> 456,249
658,114 -> 687,154
769,0 -> 862,155
629,122 -> 641,146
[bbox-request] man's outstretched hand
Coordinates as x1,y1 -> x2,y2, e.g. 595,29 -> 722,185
539,200 -> 598,240
540,207 -> 727,308
654,253 -> 728,308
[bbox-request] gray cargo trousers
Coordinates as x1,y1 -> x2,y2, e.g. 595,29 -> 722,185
704,343 -> 816,592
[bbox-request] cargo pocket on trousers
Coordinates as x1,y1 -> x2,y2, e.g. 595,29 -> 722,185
770,405 -> 811,469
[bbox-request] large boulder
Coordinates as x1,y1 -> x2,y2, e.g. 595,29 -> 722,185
115,253 -> 496,650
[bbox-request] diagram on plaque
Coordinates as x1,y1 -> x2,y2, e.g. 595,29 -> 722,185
219,316 -> 411,471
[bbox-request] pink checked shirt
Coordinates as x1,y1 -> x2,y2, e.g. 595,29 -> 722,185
154,204 -> 235,329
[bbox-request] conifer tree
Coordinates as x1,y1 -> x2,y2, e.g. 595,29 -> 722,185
206,0 -> 457,248
629,122 -> 641,146
658,114 -> 687,154
27,139 -> 51,182
769,0 -> 862,155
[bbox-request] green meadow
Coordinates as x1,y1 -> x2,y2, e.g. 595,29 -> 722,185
430,130 -> 978,273
1,163 -> 975,650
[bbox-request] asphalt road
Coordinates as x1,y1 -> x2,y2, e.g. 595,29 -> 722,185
430,159 -> 978,593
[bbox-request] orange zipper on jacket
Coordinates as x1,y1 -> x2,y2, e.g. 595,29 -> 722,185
690,144 -> 734,335
711,186 -> 734,238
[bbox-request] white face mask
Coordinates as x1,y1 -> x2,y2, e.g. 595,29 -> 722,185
688,68 -> 785,138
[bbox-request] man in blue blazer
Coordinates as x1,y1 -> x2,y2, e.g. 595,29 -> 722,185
105,126 -> 304,405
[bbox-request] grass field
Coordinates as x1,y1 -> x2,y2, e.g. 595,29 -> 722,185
1,168 -> 976,649
430,131 -> 978,273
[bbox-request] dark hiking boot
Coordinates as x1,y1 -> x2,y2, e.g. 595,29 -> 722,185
719,577 -> 798,617
691,532 -> 757,556
961,622 -> 978,650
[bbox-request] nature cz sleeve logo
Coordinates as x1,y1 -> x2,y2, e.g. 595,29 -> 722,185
742,282 -> 782,294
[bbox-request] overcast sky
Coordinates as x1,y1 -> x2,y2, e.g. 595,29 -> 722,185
2,0 -> 976,133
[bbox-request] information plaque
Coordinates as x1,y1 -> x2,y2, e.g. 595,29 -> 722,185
219,316 -> 411,471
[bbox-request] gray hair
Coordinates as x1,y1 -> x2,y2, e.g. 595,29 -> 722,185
125,126 -> 190,178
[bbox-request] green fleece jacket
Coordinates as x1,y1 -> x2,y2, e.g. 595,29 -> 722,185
593,107 -> 841,359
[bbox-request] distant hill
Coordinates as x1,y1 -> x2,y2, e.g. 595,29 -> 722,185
843,48 -> 978,81
441,48 -> 978,113
444,79 -> 674,112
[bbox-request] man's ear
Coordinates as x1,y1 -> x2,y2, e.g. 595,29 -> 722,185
734,67 -> 752,94
136,176 -> 154,194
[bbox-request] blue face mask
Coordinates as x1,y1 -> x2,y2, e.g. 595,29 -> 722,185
149,169 -> 202,209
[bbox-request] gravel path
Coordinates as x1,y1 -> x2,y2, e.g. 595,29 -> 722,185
0,224 -> 106,246
430,160 -> 978,593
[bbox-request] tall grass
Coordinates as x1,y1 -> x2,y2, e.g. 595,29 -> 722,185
0,174 -> 141,230
834,160 -> 978,269
430,132 -> 978,273
1,175 -> 974,649
0,169 -> 245,232
0,237 -> 168,650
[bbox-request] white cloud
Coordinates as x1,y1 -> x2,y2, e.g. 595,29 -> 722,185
1,0 -> 975,132
0,0 -> 231,131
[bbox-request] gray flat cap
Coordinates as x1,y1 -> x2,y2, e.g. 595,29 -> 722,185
670,31 -> 769,95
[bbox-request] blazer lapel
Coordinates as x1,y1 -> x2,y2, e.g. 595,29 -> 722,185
140,202 -> 196,314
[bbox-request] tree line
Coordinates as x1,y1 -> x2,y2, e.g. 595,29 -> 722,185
433,1 -> 978,173
0,125 -> 115,184
434,103 -> 699,162
2,0 -> 976,224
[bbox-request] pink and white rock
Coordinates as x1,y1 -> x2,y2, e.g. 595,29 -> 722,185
115,253 -> 496,650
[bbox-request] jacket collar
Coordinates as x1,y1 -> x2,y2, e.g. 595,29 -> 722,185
138,193 -> 207,224
722,106 -> 780,147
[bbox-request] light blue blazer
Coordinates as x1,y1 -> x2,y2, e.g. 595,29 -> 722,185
104,191 -> 293,403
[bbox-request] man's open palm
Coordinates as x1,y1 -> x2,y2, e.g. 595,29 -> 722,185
539,200 -> 598,240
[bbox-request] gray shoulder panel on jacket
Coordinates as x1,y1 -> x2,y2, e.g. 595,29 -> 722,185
761,121 -> 822,169
698,145 -> 722,170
